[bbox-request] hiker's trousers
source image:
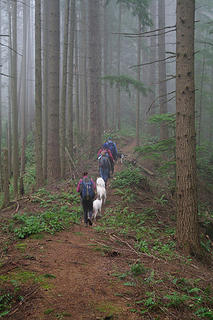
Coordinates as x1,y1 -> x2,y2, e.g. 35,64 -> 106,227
81,198 -> 93,224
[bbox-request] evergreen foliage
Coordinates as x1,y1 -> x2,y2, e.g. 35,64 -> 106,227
103,74 -> 148,97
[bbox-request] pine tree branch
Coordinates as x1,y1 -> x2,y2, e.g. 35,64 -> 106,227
0,72 -> 13,78
146,91 -> 176,114
124,28 -> 176,38
130,56 -> 176,69
112,24 -> 176,37
0,42 -> 23,56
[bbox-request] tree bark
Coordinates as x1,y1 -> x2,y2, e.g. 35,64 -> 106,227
136,18 -> 142,146
103,0 -> 109,130
60,0 -> 70,177
67,0 -> 76,156
75,28 -> 80,142
47,0 -> 61,180
158,0 -> 169,140
20,0 -> 28,195
11,0 -> 19,197
0,7 -> 2,191
197,40 -> 207,146
35,0 -> 43,187
176,0 -> 201,256
88,0 -> 102,153
116,4 -> 121,131
2,149 -> 10,208
147,0 -> 157,137
42,0 -> 49,181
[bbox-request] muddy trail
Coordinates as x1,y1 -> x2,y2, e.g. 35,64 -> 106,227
1,139 -> 141,320
1,138 -> 213,320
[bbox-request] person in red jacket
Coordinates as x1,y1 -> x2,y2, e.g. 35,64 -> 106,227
97,144 -> 114,182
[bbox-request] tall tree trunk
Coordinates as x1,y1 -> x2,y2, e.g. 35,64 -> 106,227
80,0 -> 88,136
60,0 -> 70,177
7,2 -> 12,178
158,0 -> 169,140
103,0 -> 109,130
75,28 -> 80,141
11,0 -> 19,197
2,149 -> 9,208
20,0 -> 28,195
197,41 -> 207,146
42,0 -> 49,180
67,0 -> 76,156
147,0 -> 157,137
35,0 -> 43,187
116,4 -> 121,131
0,5 -> 2,191
176,0 -> 201,256
47,0 -> 61,180
88,0 -> 102,153
136,18 -> 142,146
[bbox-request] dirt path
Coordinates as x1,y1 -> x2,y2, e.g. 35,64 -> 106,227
14,224 -> 139,320
7,139 -> 140,320
2,137 -> 213,320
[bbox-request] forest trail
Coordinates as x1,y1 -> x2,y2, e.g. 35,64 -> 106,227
2,137 -> 213,320
6,138 -> 141,320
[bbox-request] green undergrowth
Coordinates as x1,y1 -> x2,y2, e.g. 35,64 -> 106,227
112,262 -> 213,319
97,205 -> 176,260
95,166 -> 213,319
0,269 -> 55,317
111,165 -> 147,189
5,187 -> 81,239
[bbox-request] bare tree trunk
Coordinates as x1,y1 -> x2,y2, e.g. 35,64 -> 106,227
2,149 -> 9,208
42,0 -> 49,181
109,24 -> 115,130
147,0 -> 157,137
67,0 -> 76,156
47,0 -> 61,180
88,0 -> 102,153
103,0 -> 109,130
116,4 -> 121,131
136,18 -> 142,146
75,28 -> 80,142
60,0 -> 70,177
197,41 -> 207,146
158,0 -> 169,140
11,0 -> 19,198
7,3 -> 12,178
176,0 -> 201,256
0,95 -> 1,191
80,0 -> 88,136
35,0 -> 43,187
20,0 -> 28,195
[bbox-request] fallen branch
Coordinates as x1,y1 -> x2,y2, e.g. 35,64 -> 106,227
140,166 -> 154,176
111,234 -> 164,262
8,285 -> 39,316
14,201 -> 20,214
65,147 -> 80,179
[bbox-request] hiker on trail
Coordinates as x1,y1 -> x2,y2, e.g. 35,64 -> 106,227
77,171 -> 96,226
98,149 -> 111,186
107,137 -> 118,162
97,143 -> 114,177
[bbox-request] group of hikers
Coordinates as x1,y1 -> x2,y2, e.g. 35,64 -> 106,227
76,137 -> 118,226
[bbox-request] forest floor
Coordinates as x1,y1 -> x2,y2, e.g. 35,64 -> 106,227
0,138 -> 213,320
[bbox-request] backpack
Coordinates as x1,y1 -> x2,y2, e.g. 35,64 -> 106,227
108,141 -> 117,160
99,155 -> 110,168
81,177 -> 95,200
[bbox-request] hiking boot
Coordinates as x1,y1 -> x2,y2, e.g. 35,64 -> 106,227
88,218 -> 93,226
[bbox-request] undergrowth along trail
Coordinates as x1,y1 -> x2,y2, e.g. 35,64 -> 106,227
0,138 -> 213,320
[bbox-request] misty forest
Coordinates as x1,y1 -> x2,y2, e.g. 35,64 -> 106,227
0,0 -> 213,319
